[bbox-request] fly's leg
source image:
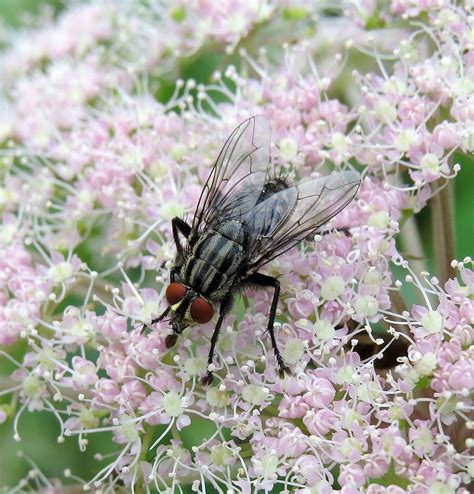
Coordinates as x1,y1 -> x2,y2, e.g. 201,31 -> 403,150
244,273 -> 290,378
172,217 -> 191,239
141,269 -> 176,334
141,267 -> 178,332
169,266 -> 178,282
317,226 -> 351,237
172,217 -> 191,258
141,306 -> 178,349
141,306 -> 171,332
200,314 -> 225,386
153,218 -> 189,270
201,296 -> 233,386
140,219 -> 186,336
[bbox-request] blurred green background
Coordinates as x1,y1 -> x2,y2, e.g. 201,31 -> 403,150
0,0 -> 64,27
0,0 -> 473,490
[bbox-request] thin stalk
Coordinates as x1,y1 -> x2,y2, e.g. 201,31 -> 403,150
389,290 -> 408,318
431,179 -> 456,284
400,215 -> 427,277
139,424 -> 155,462
399,214 -> 427,305
135,424 -> 156,494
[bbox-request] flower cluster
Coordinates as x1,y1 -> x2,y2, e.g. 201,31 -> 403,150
0,1 -> 473,493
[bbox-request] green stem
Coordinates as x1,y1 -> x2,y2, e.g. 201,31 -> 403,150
134,424 -> 156,494
400,215 -> 427,273
399,215 -> 426,305
440,179 -> 456,279
171,425 -> 181,441
139,424 -> 155,462
389,289 -> 408,316
263,404 -> 279,416
239,442 -> 254,458
431,179 -> 456,285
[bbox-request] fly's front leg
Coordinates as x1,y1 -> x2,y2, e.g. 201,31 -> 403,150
172,217 -> 191,258
141,306 -> 171,334
201,296 -> 233,386
141,266 -> 179,334
154,218 -> 189,271
147,217 -> 189,337
244,272 -> 290,378
200,314 -> 225,386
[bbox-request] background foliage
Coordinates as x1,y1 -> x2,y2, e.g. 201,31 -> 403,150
0,0 -> 472,492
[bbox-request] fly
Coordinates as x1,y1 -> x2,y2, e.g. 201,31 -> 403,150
147,115 -> 361,385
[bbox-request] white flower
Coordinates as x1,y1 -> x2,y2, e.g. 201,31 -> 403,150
313,319 -> 335,340
354,295 -> 379,317
420,153 -> 440,174
320,276 -> 345,301
421,310 -> 443,334
48,261 -> 74,284
279,137 -> 298,161
206,388 -> 231,407
368,210 -> 390,229
162,391 -> 185,417
242,385 -> 269,406
282,338 -> 305,364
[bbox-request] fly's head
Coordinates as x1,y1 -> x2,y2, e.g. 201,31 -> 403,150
164,282 -> 214,348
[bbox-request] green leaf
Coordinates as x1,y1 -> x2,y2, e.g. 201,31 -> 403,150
415,375 -> 431,390
170,6 -> 186,23
370,465 -> 410,488
365,13 -> 386,30
281,6 -> 309,21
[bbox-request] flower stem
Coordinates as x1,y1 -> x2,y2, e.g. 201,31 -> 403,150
134,425 -> 155,494
431,179 -> 456,284
139,424 -> 155,462
400,215 -> 427,276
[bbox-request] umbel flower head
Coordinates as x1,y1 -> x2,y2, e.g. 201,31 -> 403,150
0,1 -> 473,493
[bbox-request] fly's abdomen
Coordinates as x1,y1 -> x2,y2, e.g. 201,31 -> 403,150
183,221 -> 245,297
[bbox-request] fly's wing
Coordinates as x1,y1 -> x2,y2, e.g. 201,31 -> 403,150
191,115 -> 271,234
245,171 -> 361,270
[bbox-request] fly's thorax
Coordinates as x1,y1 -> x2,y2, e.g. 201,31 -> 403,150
180,221 -> 245,298
256,177 -> 289,203
213,220 -> 245,243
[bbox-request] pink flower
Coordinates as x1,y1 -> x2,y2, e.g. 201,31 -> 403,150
297,454 -> 324,485
71,357 -> 98,390
432,348 -> 474,393
1,1 -> 473,492
302,376 -> 336,408
93,379 -> 120,406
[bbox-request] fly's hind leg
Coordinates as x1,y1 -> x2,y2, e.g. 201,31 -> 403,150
243,272 -> 290,378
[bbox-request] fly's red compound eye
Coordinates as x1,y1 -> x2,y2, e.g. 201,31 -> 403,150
166,283 -> 187,306
190,297 -> 214,324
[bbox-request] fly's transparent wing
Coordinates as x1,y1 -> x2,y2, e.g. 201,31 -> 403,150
245,171 -> 361,269
191,115 -> 271,234
242,186 -> 298,238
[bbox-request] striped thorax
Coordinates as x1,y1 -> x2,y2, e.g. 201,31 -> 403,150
181,220 -> 245,300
